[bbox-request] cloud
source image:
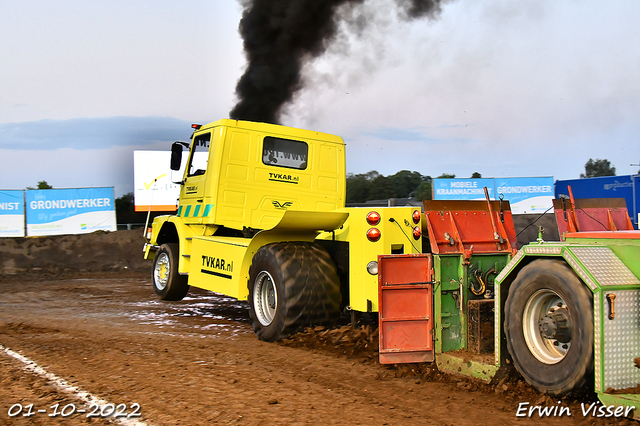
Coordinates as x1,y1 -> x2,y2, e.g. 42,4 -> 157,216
360,126 -> 436,142
0,116 -> 192,151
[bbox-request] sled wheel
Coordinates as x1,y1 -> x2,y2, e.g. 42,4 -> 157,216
248,242 -> 341,342
504,259 -> 593,395
152,243 -> 189,301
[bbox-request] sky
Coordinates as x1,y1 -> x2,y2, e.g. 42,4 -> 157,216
1,0 -> 639,197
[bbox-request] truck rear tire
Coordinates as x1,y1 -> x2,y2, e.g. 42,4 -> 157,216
152,243 -> 189,301
504,259 -> 593,395
248,242 -> 341,342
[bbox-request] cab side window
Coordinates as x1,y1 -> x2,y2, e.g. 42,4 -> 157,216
262,137 -> 308,170
188,133 -> 211,177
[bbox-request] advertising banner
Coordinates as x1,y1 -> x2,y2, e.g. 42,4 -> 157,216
555,175 -> 638,228
26,188 -> 117,236
433,177 -> 554,214
0,190 -> 25,237
433,178 -> 495,200
495,177 -> 554,214
134,151 -> 186,212
134,150 -> 209,212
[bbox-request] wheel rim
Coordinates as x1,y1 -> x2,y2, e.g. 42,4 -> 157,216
253,271 -> 277,326
523,289 -> 572,364
154,252 -> 170,291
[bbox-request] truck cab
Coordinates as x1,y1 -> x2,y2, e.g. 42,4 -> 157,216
173,119 -> 346,231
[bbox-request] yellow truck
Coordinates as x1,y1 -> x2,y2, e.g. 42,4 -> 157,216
144,119 -> 423,341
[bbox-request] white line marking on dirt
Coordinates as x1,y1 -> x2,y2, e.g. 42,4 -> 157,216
0,344 -> 149,426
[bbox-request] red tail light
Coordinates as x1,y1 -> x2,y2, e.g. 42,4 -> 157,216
412,210 -> 421,224
413,226 -> 422,240
366,211 -> 381,226
367,228 -> 381,242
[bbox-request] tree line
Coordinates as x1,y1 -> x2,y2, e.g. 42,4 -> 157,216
346,170 -> 475,203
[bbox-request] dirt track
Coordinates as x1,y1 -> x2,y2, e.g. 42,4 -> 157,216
0,231 -> 633,425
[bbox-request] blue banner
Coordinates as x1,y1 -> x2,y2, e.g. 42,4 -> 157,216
555,175 -> 638,228
433,178 -> 495,200
0,190 -> 25,237
26,188 -> 116,236
433,177 -> 554,214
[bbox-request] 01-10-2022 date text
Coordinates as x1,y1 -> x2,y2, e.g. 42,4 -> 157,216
7,402 -> 141,419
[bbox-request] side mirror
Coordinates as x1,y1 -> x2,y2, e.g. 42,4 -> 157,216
170,142 -> 185,171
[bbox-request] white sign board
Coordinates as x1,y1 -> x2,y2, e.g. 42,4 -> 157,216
134,151 -> 181,212
134,150 -> 209,212
494,177 -> 554,214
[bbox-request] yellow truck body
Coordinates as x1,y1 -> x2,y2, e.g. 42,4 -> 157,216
145,119 -> 422,340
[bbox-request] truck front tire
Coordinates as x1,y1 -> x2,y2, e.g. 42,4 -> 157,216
248,242 -> 341,342
504,259 -> 593,395
152,243 -> 189,301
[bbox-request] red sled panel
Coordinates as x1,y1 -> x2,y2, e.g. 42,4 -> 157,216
378,254 -> 434,364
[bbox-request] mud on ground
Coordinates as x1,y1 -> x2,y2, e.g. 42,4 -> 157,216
0,230 -> 633,425
0,230 -> 148,277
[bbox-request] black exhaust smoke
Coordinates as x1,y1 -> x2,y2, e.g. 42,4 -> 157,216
230,0 -> 444,124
